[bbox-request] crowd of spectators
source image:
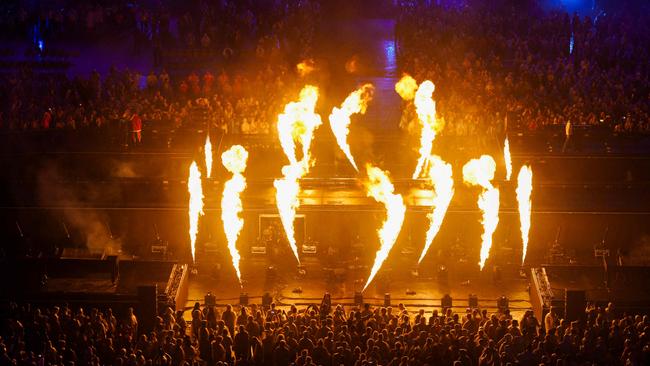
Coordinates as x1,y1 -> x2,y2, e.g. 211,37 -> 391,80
0,1 -> 321,146
1,300 -> 649,365
396,2 -> 650,135
0,2 -> 132,40
0,64 -> 298,142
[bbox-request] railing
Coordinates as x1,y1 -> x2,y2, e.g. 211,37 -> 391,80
530,267 -> 554,320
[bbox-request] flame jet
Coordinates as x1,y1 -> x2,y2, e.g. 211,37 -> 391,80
504,137 -> 512,181
418,155 -> 454,263
395,75 -> 444,178
188,161 -> 204,263
221,145 -> 248,285
328,84 -> 375,171
205,135 -> 213,178
362,164 -> 406,291
516,165 -> 533,264
411,81 -> 443,179
274,85 -> 322,263
395,74 -> 418,101
462,155 -> 500,270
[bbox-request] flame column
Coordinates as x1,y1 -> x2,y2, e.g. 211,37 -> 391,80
221,145 -> 249,285
462,155 -> 500,270
188,162 -> 204,263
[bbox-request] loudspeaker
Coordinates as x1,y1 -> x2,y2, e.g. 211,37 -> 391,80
497,296 -> 509,312
565,289 -> 586,321
239,293 -> 249,306
384,293 -> 391,307
322,293 -> 332,309
468,294 -> 478,308
262,293 -> 273,307
137,285 -> 158,333
354,291 -> 363,306
205,292 -> 216,307
441,294 -> 452,309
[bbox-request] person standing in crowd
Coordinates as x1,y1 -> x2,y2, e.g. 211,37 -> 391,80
130,110 -> 143,146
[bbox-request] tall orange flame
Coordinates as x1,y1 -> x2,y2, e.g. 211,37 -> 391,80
205,135 -> 213,178
395,74 -> 418,101
363,164 -> 406,291
188,161 -> 204,263
516,165 -> 533,265
328,84 -> 374,171
462,155 -> 499,270
221,145 -> 248,285
418,155 -> 454,263
504,137 -> 512,181
274,85 -> 322,263
412,81 -> 443,178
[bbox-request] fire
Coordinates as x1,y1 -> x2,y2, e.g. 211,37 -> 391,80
274,165 -> 302,263
412,81 -> 443,178
504,137 -> 512,181
328,84 -> 375,171
221,145 -> 248,285
188,161 -> 204,263
362,164 -> 406,291
276,85 -> 321,166
274,85 -> 322,263
296,59 -> 315,77
462,155 -> 500,270
418,155 -> 454,263
395,74 -> 418,101
516,165 -> 533,265
205,135 -> 213,178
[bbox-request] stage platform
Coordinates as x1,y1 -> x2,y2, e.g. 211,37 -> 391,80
184,255 -> 532,318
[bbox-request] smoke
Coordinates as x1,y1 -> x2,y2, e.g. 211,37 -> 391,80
110,160 -> 138,178
626,235 -> 650,266
37,163 -> 122,255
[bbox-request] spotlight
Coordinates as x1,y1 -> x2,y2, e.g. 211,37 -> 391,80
384,293 -> 391,307
497,295 -> 509,312
354,291 -> 363,306
441,294 -> 453,310
468,294 -> 478,308
239,293 -> 249,306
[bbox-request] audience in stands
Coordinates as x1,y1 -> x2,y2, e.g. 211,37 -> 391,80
1,300 -> 649,365
0,0 -> 320,145
396,2 -> 649,135
0,65 -> 295,139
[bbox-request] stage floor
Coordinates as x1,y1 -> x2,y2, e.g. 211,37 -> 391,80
183,255 -> 532,318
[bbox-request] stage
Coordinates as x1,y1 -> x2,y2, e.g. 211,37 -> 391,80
184,254 -> 532,318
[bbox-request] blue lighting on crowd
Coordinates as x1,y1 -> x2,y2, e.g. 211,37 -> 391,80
384,39 -> 397,74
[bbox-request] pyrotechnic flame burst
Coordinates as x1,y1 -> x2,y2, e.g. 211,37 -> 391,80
188,161 -> 204,263
205,135 -> 213,178
516,165 -> 533,265
412,81 -> 444,179
221,145 -> 248,285
362,164 -> 406,291
395,74 -> 418,101
418,155 -> 454,263
296,59 -> 315,77
328,84 -> 375,171
462,155 -> 500,270
504,137 -> 512,181
274,85 -> 322,264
